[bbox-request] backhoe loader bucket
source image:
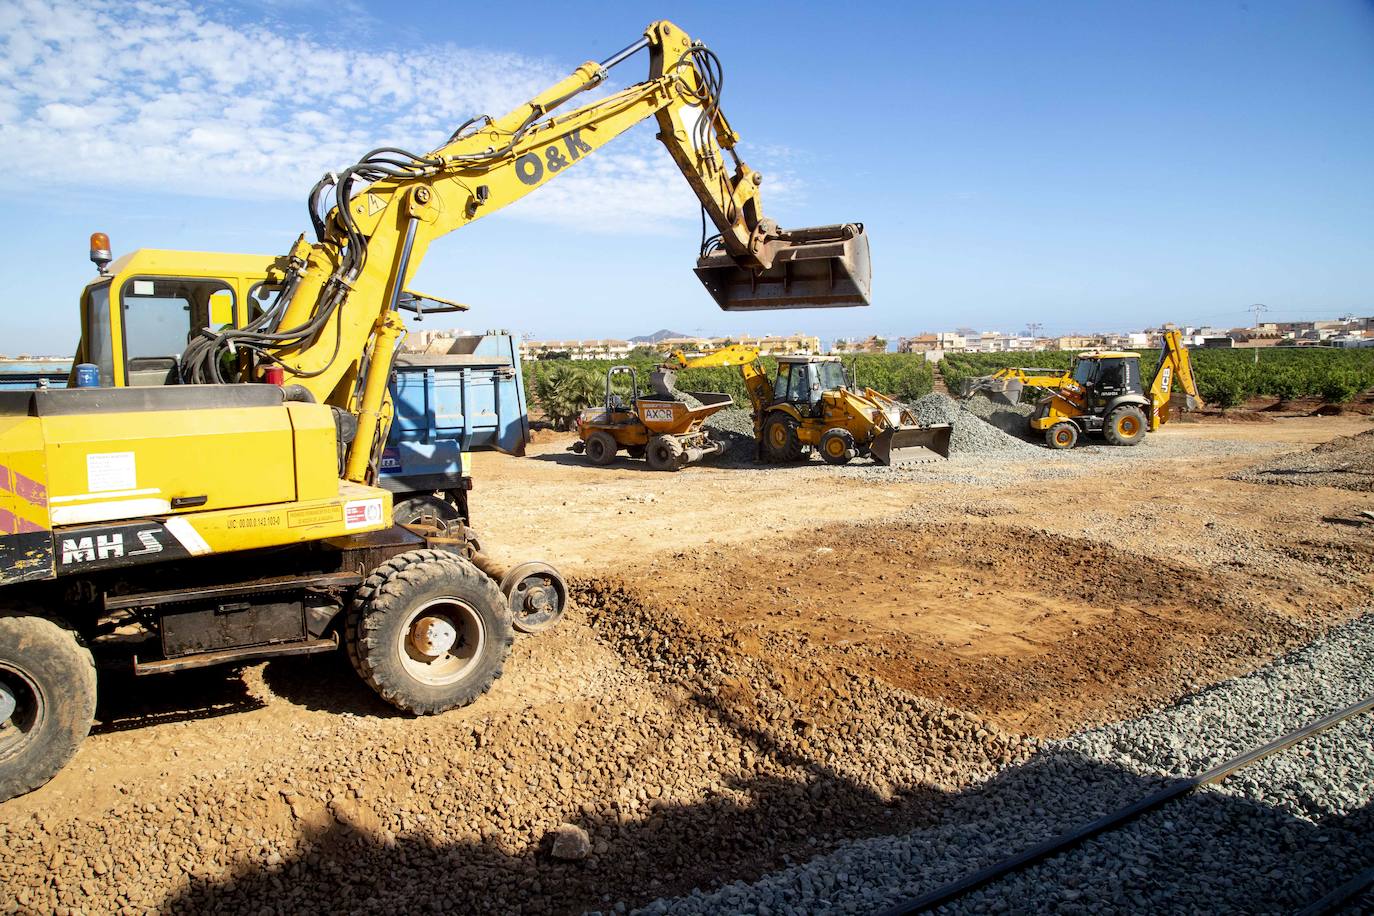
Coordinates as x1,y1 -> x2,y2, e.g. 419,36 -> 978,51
870,424 -> 953,466
958,376 -> 1024,407
695,224 -> 871,311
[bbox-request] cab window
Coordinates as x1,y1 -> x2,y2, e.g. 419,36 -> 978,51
83,282 -> 114,386
1071,359 -> 1097,385
774,362 -> 792,401
119,277 -> 235,385
788,364 -> 812,403
1096,358 -> 1126,389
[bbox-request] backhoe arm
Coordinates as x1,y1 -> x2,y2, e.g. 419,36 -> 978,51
180,21 -> 869,484
1148,329 -> 1202,429
671,345 -> 773,417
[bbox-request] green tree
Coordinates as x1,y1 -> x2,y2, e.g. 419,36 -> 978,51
531,362 -> 602,429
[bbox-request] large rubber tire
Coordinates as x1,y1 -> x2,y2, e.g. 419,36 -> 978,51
393,493 -> 462,533
761,412 -> 804,463
626,445 -> 646,460
645,435 -> 686,472
0,613 -> 96,802
584,431 -> 617,466
1103,405 -> 1148,446
1044,421 -> 1079,450
819,428 -> 857,465
345,549 -> 513,715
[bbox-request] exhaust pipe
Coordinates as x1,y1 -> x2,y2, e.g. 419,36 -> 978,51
695,224 -> 871,311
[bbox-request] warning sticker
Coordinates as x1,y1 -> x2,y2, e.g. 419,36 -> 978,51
288,506 -> 342,528
87,452 -> 137,493
343,498 -> 385,530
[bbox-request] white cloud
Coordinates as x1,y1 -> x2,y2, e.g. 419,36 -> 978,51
0,0 -> 801,233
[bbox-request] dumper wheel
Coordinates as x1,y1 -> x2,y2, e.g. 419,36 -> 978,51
1103,405 -> 1147,446
394,493 -> 462,533
819,428 -> 857,465
0,613 -> 96,802
1045,422 -> 1079,450
761,413 -> 804,463
346,549 -> 513,715
584,431 -> 618,466
645,435 -> 686,472
626,445 -> 646,460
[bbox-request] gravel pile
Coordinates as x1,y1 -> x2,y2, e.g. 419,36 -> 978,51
1231,428 -> 1374,492
648,368 -> 705,410
629,612 -> 1374,915
904,393 -> 1038,455
703,408 -> 758,463
959,393 -> 1038,442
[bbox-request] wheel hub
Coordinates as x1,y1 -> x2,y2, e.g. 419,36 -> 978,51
409,616 -> 458,657
0,681 -> 15,725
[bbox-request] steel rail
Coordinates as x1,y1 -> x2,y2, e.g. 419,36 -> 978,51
875,694 -> 1374,916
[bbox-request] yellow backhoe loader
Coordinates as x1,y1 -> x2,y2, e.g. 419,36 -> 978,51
959,330 -> 1202,448
0,21 -> 870,800
669,346 -> 952,465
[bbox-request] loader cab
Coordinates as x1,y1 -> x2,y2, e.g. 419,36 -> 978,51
772,356 -> 847,415
1070,352 -> 1143,409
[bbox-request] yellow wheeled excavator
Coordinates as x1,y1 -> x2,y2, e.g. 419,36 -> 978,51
668,346 -> 952,466
959,329 -> 1202,448
0,21 -> 870,800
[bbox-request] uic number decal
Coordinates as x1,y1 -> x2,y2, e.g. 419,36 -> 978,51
515,130 -> 593,185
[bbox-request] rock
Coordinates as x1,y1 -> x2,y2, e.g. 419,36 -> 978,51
549,824 -> 591,861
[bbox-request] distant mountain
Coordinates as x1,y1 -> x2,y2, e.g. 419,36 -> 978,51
629,329 -> 691,343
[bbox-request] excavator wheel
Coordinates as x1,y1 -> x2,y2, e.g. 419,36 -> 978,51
584,431 -> 618,466
645,434 -> 687,471
1103,405 -> 1148,446
1045,422 -> 1079,450
819,428 -> 857,465
761,413 -> 804,463
346,549 -> 513,715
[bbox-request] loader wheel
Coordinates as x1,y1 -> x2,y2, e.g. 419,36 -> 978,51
645,435 -> 686,472
1104,405 -> 1148,446
346,549 -> 513,715
0,613 -> 96,802
819,428 -> 857,465
584,431 -> 618,466
1045,422 -> 1079,450
761,413 -> 804,463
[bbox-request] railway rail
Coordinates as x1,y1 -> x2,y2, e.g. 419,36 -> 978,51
877,694 -> 1374,915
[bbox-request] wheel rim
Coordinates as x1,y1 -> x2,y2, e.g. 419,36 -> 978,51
397,597 -> 486,687
588,439 -> 604,460
0,663 -> 43,763
769,424 -> 787,447
511,573 -> 562,630
825,437 -> 845,458
1055,428 -> 1073,446
1119,416 -> 1139,436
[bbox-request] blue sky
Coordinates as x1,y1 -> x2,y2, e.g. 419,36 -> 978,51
1,0 -> 1371,353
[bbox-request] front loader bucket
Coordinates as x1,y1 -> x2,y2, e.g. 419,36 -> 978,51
958,377 -> 1024,407
695,224 -> 871,311
871,424 -> 953,466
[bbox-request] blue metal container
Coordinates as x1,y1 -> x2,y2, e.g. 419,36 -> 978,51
74,363 -> 101,388
377,333 -> 530,496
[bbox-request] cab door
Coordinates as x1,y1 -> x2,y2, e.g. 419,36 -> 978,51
117,277 -> 237,386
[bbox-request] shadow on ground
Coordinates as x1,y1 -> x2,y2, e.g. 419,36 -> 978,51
154,687 -> 1372,915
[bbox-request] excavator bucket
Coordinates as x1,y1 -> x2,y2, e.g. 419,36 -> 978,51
958,376 -> 1024,407
695,224 -> 871,310
870,424 -> 953,466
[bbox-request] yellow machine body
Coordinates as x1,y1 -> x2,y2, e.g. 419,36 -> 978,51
0,385 -> 390,586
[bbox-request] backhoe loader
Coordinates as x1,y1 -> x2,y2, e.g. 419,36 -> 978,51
669,346 -> 952,466
959,330 -> 1202,448
0,21 -> 870,800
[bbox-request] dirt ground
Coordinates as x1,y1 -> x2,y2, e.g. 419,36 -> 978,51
2,414 -> 1371,914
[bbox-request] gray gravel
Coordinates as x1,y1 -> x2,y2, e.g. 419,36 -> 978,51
904,394 -> 1038,455
703,408 -> 758,463
626,612 -> 1374,915
1231,428 -> 1374,492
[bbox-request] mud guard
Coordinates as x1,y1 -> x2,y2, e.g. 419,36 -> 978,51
871,424 -> 953,466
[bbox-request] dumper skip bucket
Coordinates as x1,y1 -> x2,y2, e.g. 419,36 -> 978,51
695,224 -> 871,311
871,424 -> 953,466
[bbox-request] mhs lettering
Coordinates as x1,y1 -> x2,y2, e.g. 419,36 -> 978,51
61,530 -> 162,564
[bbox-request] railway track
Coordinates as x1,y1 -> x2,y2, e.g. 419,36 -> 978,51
877,695 -> 1374,915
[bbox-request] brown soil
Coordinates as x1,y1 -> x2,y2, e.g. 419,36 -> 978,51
3,415 -> 1372,913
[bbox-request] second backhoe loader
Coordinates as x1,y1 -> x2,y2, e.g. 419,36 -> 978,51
0,21 -> 870,800
667,346 -> 952,466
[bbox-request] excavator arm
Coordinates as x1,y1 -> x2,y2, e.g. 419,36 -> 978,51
178,21 -> 870,484
670,345 -> 774,416
1147,329 -> 1202,429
